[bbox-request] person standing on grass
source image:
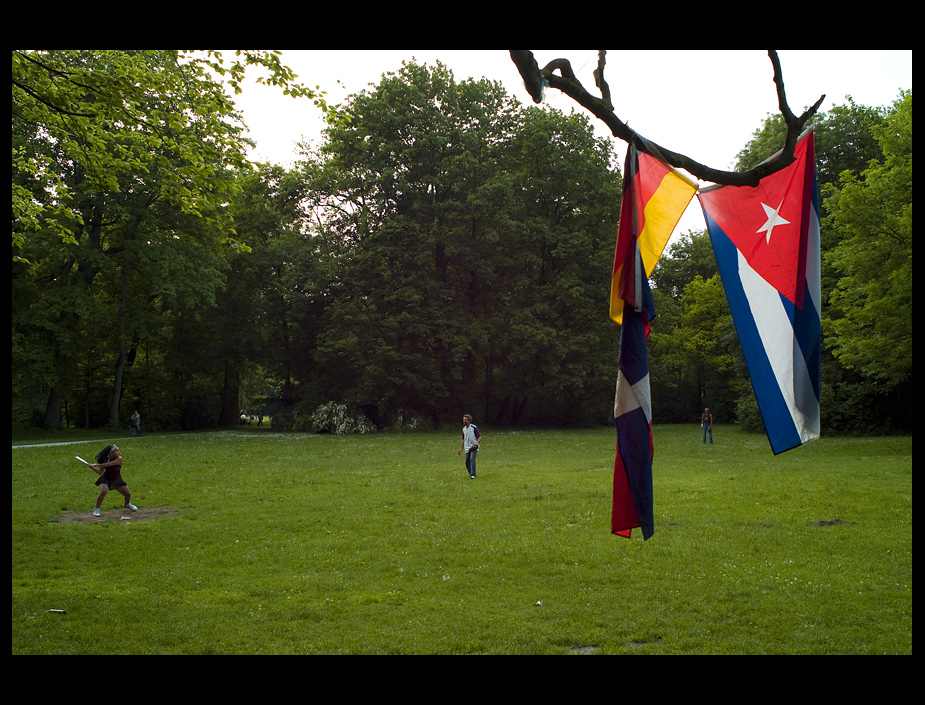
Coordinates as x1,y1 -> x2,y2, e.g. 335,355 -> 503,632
701,408 -> 714,444
458,414 -> 482,479
90,444 -> 137,517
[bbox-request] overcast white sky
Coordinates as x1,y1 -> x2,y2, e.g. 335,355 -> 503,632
231,49 -> 912,237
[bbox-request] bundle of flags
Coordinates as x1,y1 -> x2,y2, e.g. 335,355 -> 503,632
610,139 -> 697,540
609,130 -> 821,540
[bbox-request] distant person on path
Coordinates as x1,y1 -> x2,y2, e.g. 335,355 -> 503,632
130,409 -> 141,435
701,408 -> 714,444
457,414 -> 482,479
90,444 -> 137,517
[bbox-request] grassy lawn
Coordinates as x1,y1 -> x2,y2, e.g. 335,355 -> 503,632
12,424 -> 911,654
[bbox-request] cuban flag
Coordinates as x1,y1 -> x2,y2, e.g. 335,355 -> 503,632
611,140 -> 697,539
697,130 -> 821,454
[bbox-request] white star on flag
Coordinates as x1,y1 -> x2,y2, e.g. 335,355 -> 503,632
757,199 -> 790,243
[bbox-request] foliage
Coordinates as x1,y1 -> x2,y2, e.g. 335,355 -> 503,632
822,90 -> 912,388
309,402 -> 375,434
11,50 -> 333,430
734,389 -> 765,433
12,50 -> 339,257
649,232 -> 741,422
301,61 -> 621,427
735,98 -> 886,188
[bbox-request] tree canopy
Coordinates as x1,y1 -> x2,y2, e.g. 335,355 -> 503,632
11,52 -> 912,435
12,49 -> 339,257
296,61 -> 622,427
822,91 -> 912,388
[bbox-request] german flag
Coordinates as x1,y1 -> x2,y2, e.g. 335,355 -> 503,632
609,142 -> 698,326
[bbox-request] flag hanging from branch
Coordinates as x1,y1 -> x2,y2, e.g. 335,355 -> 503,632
610,139 -> 699,326
611,140 -> 697,539
697,130 -> 821,455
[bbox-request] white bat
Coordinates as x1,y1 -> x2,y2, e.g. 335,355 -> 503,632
77,455 -> 104,475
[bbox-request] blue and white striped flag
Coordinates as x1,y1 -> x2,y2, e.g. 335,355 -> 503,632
698,130 -> 821,454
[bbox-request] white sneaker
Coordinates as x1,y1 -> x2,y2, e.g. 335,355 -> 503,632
93,508 -> 101,517
124,503 -> 137,511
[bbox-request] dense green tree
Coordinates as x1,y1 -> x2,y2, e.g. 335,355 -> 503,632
485,106 -> 621,425
15,54 -> 908,436
648,231 -> 740,422
649,272 -> 739,422
12,49 -> 338,257
822,90 -> 912,389
303,61 -> 518,424
213,164 -> 328,427
651,229 -> 719,302
300,62 -> 621,426
12,50 -> 318,429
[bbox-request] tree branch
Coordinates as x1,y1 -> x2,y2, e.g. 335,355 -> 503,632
509,50 -> 825,187
12,80 -> 96,118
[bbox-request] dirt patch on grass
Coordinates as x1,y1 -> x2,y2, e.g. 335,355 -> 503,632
570,644 -> 600,654
55,507 -> 178,524
807,518 -> 851,527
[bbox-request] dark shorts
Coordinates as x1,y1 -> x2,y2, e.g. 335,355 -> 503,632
95,472 -> 127,490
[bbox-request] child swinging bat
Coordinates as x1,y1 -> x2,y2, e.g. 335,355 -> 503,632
88,444 -> 137,517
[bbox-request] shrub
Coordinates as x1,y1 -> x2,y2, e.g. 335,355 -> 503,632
734,391 -> 765,433
310,402 -> 375,434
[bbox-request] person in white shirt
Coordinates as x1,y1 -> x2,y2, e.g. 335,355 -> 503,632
457,414 -> 482,479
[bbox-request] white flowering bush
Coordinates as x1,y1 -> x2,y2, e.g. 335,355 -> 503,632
310,402 -> 375,435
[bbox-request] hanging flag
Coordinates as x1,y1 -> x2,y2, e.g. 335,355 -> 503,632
697,130 -> 821,454
612,289 -> 656,539
611,140 -> 697,540
610,140 -> 699,326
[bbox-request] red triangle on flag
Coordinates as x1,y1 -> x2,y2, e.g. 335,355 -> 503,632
699,134 -> 813,305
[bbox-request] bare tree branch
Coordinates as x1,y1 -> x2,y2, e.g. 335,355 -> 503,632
509,50 -> 825,187
592,50 -> 613,112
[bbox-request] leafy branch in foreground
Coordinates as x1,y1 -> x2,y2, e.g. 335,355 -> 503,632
12,49 -> 342,258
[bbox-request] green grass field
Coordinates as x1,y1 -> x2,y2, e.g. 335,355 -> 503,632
12,425 -> 911,654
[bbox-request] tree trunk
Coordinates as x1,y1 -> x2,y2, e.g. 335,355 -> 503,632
44,387 -> 63,430
511,395 -> 529,426
109,267 -> 128,428
217,363 -> 240,426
